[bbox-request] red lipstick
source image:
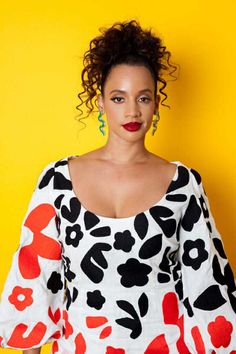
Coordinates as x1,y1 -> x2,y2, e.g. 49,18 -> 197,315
122,122 -> 142,131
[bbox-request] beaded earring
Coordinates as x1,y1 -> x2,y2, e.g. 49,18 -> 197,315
98,111 -> 106,136
151,112 -> 160,136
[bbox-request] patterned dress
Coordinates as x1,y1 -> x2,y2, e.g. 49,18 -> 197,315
0,155 -> 235,353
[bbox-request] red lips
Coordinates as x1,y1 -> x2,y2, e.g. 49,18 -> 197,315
122,122 -> 142,131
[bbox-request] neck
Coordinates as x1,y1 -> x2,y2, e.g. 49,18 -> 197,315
99,135 -> 152,165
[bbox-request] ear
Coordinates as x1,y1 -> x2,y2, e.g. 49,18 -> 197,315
154,94 -> 161,113
97,94 -> 104,111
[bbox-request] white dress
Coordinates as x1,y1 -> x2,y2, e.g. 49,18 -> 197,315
0,155 -> 235,353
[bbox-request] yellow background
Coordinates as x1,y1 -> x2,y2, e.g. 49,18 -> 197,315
0,1 -> 235,353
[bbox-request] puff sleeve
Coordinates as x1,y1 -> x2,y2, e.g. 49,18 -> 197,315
178,167 -> 236,352
0,161 -> 65,349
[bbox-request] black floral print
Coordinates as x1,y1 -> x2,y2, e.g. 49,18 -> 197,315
0,155 -> 235,353
47,271 -> 63,294
113,230 -> 135,252
87,289 -> 106,310
62,255 -> 76,282
182,238 -> 208,270
65,224 -> 83,247
117,258 -> 152,287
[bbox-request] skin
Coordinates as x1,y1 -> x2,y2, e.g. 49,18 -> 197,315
68,64 -> 177,219
23,65 -> 176,353
97,63 -> 160,163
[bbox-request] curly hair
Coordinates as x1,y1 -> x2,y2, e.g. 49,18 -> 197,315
74,19 -> 179,132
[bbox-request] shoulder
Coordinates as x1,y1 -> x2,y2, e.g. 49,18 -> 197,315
54,153 -> 203,186
159,157 -> 205,193
151,156 -> 208,202
34,156 -> 70,191
176,161 -> 206,198
148,154 -> 186,178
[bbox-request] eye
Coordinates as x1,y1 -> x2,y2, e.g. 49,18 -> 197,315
110,96 -> 151,103
139,96 -> 151,102
110,96 -> 124,103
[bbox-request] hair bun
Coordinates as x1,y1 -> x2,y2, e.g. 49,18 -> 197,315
75,19 -> 179,131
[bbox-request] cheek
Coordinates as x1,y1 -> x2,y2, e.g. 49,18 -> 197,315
105,104 -> 123,120
106,102 -> 122,112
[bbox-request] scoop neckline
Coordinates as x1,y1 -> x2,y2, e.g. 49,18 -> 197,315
64,155 -> 182,222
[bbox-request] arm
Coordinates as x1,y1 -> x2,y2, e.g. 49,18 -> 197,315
0,161 -> 65,349
23,348 -> 41,354
178,167 -> 236,351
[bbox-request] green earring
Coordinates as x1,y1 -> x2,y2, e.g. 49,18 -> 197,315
98,111 -> 106,136
151,112 -> 160,136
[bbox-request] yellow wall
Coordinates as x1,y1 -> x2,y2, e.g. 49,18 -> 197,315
0,1 -> 235,353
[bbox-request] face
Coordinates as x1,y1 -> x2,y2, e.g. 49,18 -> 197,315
97,64 -> 160,140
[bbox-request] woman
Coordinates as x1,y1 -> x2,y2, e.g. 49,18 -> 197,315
0,19 -> 235,353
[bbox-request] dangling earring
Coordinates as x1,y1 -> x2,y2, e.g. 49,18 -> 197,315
98,110 -> 106,136
151,111 -> 160,136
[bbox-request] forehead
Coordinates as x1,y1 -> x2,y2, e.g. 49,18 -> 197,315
104,64 -> 154,92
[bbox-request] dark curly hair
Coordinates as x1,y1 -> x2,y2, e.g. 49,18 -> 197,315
74,19 -> 179,132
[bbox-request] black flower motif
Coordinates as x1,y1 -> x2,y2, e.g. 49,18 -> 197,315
55,214 -> 61,233
62,255 -> 76,282
47,271 -> 63,294
116,292 -> 149,339
117,258 -> 152,288
65,224 -> 83,247
199,194 -> 209,219
183,297 -> 194,317
113,230 -> 135,252
182,239 -> 208,270
87,289 -> 105,310
175,279 -> 183,301
65,286 -> 78,310
212,254 -> 236,312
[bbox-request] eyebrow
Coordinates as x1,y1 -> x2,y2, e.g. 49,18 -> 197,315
109,88 -> 153,94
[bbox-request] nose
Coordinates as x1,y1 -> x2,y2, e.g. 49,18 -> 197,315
125,100 -> 141,118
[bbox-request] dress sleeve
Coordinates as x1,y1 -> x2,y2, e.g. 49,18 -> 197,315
178,166 -> 236,353
0,161 -> 65,350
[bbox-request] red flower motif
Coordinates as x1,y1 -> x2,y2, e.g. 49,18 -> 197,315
106,346 -> 125,354
52,340 -> 59,354
8,286 -> 33,311
144,333 -> 169,353
86,315 -> 112,340
7,322 -> 46,348
63,310 -> 74,339
19,203 -> 62,280
162,292 -> 191,353
208,315 -> 233,348
48,306 -> 61,325
75,332 -> 86,353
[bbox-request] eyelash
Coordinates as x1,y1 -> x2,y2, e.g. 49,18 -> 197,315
110,96 -> 151,103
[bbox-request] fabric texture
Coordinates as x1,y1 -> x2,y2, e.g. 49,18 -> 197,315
0,155 -> 235,353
